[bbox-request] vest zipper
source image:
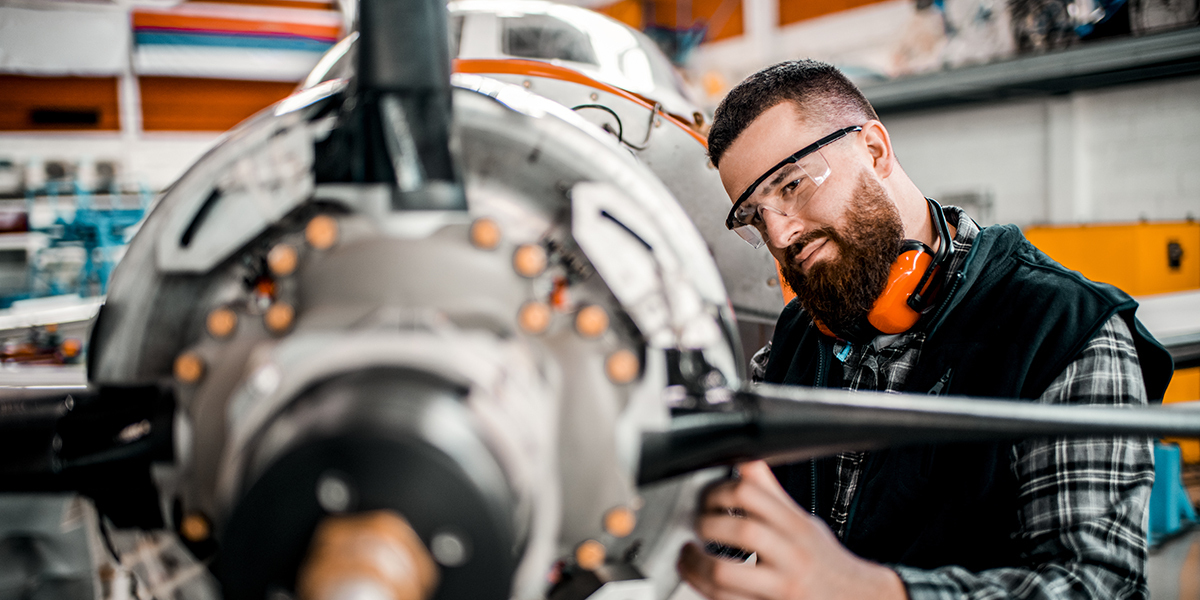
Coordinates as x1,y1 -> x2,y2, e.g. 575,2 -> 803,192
926,271 -> 965,333
928,367 -> 954,396
810,461 -> 818,516
810,339 -> 830,517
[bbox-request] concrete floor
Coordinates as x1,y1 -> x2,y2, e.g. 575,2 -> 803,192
1150,527 -> 1200,600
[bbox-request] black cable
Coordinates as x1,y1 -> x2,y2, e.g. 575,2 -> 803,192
625,102 -> 661,151
570,104 -> 625,145
98,514 -> 122,564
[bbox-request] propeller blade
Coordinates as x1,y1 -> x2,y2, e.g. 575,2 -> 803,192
638,383 -> 1200,484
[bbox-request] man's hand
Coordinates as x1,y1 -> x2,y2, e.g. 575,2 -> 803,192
677,461 -> 908,600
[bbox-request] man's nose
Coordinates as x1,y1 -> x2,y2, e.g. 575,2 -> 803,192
762,209 -> 801,250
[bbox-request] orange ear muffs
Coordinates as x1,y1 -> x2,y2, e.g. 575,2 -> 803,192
867,241 -> 936,334
794,198 -> 953,342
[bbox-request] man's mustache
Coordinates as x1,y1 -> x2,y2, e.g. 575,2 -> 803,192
785,227 -> 839,266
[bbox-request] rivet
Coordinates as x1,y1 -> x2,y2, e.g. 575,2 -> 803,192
180,512 -> 210,542
518,301 -> 552,334
316,472 -> 354,513
470,218 -> 501,250
605,349 -> 639,384
265,302 -> 295,334
207,308 -> 238,338
513,244 -> 547,278
268,243 -> 299,276
603,506 -> 636,538
766,277 -> 779,288
522,80 -> 532,88
575,305 -> 609,338
575,539 -> 606,571
174,352 -> 204,384
305,215 -> 338,250
589,92 -> 599,101
431,531 -> 471,567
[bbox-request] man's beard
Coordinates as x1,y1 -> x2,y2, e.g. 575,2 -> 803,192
779,171 -> 905,338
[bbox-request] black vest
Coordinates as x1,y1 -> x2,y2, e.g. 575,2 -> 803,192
763,223 -> 1174,571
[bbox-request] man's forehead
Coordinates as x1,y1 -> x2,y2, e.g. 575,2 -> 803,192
718,102 -> 827,199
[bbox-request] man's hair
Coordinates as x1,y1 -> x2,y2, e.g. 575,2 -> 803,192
707,60 -> 879,168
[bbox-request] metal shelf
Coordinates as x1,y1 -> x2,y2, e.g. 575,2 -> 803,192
862,26 -> 1200,114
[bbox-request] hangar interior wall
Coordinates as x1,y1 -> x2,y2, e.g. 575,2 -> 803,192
883,75 -> 1200,227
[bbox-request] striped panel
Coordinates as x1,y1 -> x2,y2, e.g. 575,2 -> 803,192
132,13 -> 340,42
131,2 -> 341,81
135,31 -> 334,52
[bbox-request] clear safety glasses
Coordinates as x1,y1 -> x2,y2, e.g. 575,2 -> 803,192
724,125 -> 862,247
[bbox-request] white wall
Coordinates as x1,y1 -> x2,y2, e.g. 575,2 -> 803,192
0,4 -> 128,76
883,75 -> 1200,226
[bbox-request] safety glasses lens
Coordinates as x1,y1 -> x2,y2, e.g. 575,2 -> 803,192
796,150 -> 831,187
733,225 -> 764,248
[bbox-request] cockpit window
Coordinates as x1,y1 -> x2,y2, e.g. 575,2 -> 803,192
501,14 -> 598,65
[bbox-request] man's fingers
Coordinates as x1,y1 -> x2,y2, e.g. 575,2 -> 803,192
694,511 -> 789,567
737,461 -> 794,503
702,473 -> 807,534
677,542 -> 775,600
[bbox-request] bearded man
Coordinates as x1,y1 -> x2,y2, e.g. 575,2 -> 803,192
676,59 -> 1174,599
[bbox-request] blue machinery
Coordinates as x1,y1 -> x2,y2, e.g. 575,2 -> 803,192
2,184 -> 149,307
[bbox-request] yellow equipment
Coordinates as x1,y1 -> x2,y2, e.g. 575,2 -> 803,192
1026,220 -> 1200,461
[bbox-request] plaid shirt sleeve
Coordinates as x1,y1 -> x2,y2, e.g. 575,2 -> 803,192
894,314 -> 1155,599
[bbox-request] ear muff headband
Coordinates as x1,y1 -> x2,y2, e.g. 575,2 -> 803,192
905,197 -> 953,312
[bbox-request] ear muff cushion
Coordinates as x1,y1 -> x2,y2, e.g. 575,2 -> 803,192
868,247 -> 933,334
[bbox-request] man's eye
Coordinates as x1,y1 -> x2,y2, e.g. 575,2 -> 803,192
737,206 -> 760,226
748,210 -> 763,226
782,179 -> 802,195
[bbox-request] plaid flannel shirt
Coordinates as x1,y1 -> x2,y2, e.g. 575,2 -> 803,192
749,206 -> 1154,599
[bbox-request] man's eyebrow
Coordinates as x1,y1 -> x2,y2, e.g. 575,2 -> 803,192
758,164 -> 796,196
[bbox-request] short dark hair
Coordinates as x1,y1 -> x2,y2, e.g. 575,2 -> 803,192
707,60 -> 878,168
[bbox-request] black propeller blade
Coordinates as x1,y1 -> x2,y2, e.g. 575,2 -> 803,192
639,383 -> 1200,484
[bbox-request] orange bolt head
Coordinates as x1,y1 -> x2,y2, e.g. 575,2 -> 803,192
180,512 -> 211,542
575,305 -> 609,338
265,303 -> 295,334
603,506 -> 636,538
306,215 -> 339,250
470,218 -> 501,250
575,540 -> 606,571
268,243 -> 299,276
513,244 -> 547,278
605,349 -> 640,384
518,301 -> 552,335
174,352 -> 205,384
206,308 -> 238,339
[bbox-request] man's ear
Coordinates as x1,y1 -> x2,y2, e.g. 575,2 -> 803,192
862,120 -> 895,179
